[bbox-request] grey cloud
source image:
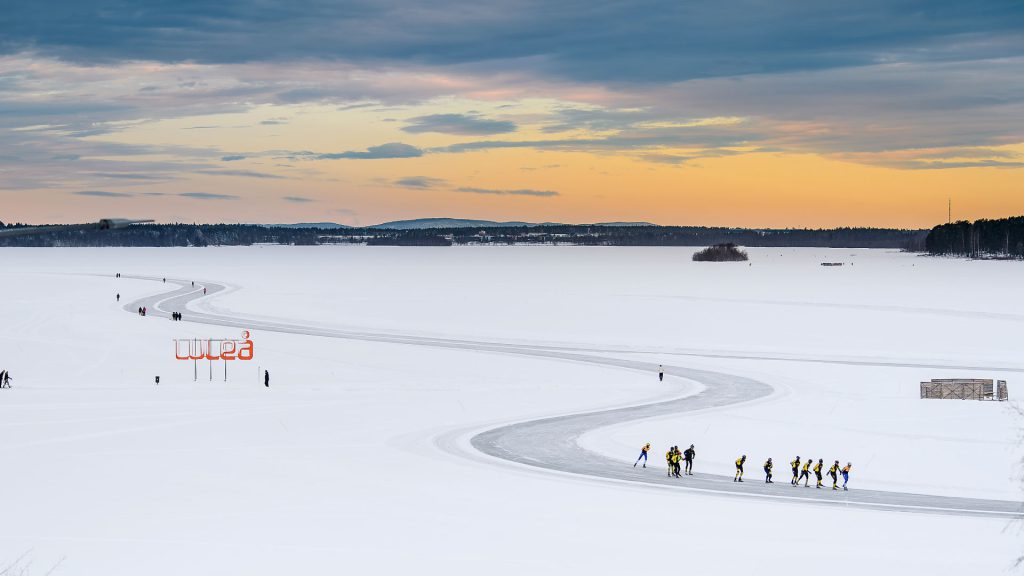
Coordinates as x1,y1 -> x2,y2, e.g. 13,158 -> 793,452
3,0 -> 1021,86
221,155 -> 247,161
402,113 -> 516,135
395,176 -> 446,188
318,142 -> 423,160
73,190 -> 134,197
283,195 -> 313,202
179,192 -> 238,200
196,169 -> 286,179
456,187 -> 559,197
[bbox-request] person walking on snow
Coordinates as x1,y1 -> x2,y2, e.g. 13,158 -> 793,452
841,462 -> 852,491
2,371 -> 12,389
764,458 -> 774,483
634,443 -> 651,468
799,459 -> 812,487
734,455 -> 746,482
666,447 -> 674,477
813,458 -> 824,488
658,365 -> 664,382
829,460 -> 841,490
264,370 -> 270,388
790,456 -> 801,485
671,447 -> 682,478
203,287 -> 207,295
683,444 -> 695,475
0,370 -> 6,389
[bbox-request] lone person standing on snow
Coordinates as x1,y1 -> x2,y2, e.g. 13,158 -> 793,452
264,370 -> 270,388
116,293 -> 120,302
634,443 -> 651,468
683,444 -> 695,475
658,365 -> 664,382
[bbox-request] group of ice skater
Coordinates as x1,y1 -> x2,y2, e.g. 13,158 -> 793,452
737,455 -> 852,490
641,443 -> 696,478
634,444 -> 853,491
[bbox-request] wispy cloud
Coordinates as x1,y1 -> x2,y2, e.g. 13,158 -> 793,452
394,176 -> 446,188
178,192 -> 238,200
73,190 -> 134,197
221,155 -> 247,161
196,168 -> 285,179
283,195 -> 313,203
456,187 -> 559,197
318,142 -> 423,160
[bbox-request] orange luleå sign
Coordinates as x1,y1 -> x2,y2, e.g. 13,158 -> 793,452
175,330 -> 254,361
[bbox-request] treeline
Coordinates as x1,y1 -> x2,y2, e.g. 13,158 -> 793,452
0,221 -> 926,249
925,217 -> 1024,258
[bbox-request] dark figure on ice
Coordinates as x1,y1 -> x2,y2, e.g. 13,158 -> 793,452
799,459 -> 811,487
203,287 -> 207,295
829,460 -> 841,490
116,293 -> 120,302
142,306 -> 147,317
683,444 -> 695,475
138,306 -> 143,316
658,365 -> 664,382
264,370 -> 270,388
790,456 -> 801,485
2,371 -> 11,389
734,455 -> 746,482
163,278 -> 166,283
764,458 -> 774,483
634,443 -> 651,468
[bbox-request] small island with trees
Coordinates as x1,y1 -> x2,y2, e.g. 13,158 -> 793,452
692,243 -> 749,262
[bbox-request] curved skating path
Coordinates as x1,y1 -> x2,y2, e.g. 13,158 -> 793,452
122,276 -> 1023,519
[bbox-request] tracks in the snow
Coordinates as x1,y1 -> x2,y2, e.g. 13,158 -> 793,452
122,275 -> 1023,519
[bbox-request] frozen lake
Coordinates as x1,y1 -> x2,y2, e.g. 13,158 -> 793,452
0,246 -> 1020,574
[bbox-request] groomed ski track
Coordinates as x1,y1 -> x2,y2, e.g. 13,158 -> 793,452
122,275 -> 1023,520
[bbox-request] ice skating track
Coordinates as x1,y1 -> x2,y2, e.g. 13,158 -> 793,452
123,276 -> 1023,519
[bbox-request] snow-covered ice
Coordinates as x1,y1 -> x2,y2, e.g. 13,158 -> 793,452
0,246 -> 1020,574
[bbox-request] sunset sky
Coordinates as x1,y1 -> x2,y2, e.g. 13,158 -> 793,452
2,1 -> 1022,227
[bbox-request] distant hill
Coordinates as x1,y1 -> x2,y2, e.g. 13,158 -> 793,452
594,222 -> 656,227
268,222 -> 352,229
371,218 -> 536,229
369,218 -> 658,229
